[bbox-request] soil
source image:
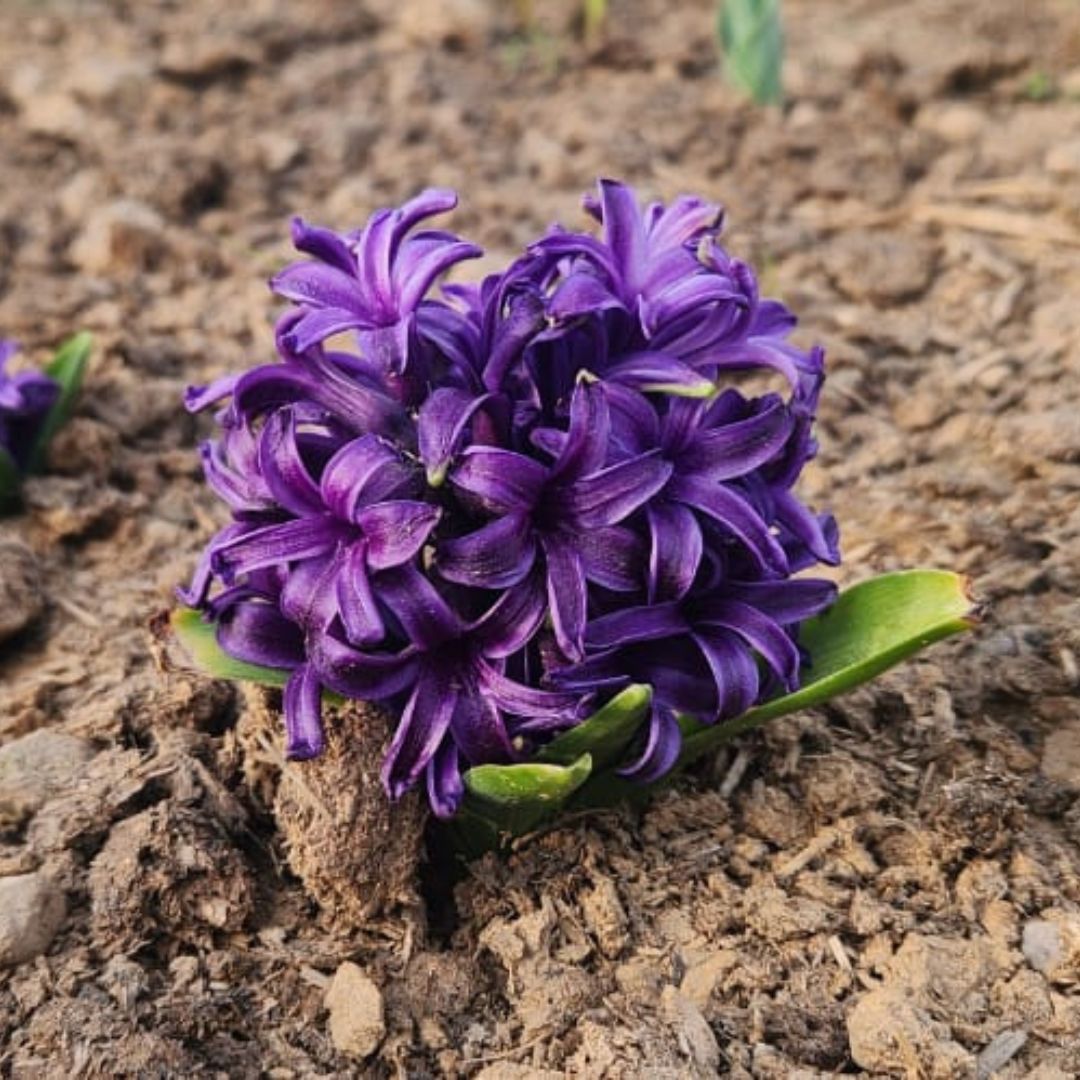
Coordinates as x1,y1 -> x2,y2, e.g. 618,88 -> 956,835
1,0 -> 1080,1075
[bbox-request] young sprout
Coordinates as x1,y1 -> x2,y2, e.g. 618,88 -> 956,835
718,0 -> 784,106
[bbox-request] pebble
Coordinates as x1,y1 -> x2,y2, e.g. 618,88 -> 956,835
20,92 -> 87,141
70,199 -> 167,274
325,962 -> 385,1059
915,101 -> 987,142
0,540 -> 45,645
1045,138 -> 1080,178
1022,914 -> 1080,983
0,873 -> 66,968
821,231 -> 937,305
661,986 -> 720,1073
0,729 -> 95,826
397,0 -> 489,49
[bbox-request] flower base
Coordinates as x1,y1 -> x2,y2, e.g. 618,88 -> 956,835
238,685 -> 427,926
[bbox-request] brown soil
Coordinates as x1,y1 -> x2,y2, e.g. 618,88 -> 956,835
2,0 -> 1080,1075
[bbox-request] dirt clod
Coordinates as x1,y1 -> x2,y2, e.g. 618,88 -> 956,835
0,872 -> 66,968
0,539 -> 44,645
324,961 -> 385,1059
0,729 -> 95,827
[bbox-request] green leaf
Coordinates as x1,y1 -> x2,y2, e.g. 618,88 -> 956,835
718,0 -> 784,106
536,683 -> 652,769
168,607 -> 290,688
679,569 -> 978,763
27,332 -> 92,474
0,446 -> 20,507
463,753 -> 593,838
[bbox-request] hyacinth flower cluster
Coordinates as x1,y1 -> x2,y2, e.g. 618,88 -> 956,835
0,334 -> 91,504
181,180 -> 844,819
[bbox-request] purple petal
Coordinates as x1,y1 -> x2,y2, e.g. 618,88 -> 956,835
449,687 -> 515,765
724,578 -> 838,625
320,435 -> 417,522
551,378 -> 611,483
585,602 -> 685,649
311,634 -> 418,700
774,490 -> 842,567
471,568 -> 547,657
437,511 -> 537,589
283,665 -> 325,760
210,517 -> 345,581
559,451 -> 673,529
271,261 -> 366,314
418,387 -> 494,486
337,542 -> 386,646
451,447 -> 547,514
580,525 -> 646,592
682,399 -> 794,482
184,373 -> 238,413
647,501 -> 703,601
695,599 -> 800,689
426,739 -> 465,819
382,667 -> 458,800
597,178 -> 646,298
606,352 -> 716,398
290,217 -> 357,275
542,534 -> 587,661
374,564 -> 461,649
215,600 -> 304,670
356,500 -> 441,570
279,552 -> 344,634
478,660 -> 580,720
616,703 -> 681,783
397,236 -> 483,312
693,630 -> 759,719
668,475 -> 788,577
547,271 -> 622,323
258,408 -> 325,516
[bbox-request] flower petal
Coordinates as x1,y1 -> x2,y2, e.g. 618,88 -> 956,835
693,629 -> 760,719
283,665 -> 325,760
211,517 -> 345,581
215,599 -> 305,670
337,542 -> 386,647
580,525 -> 646,592
437,511 -> 537,590
426,739 -> 465,819
382,667 -> 458,800
321,435 -> 417,522
374,564 -> 461,649
668,474 -> 788,577
418,387 -> 493,486
559,451 -> 673,529
724,578 -> 838,625
616,703 -> 681,783
682,398 -> 794,482
647,501 -> 703,601
605,352 -> 716,398
585,602 -> 685,650
356,500 -> 441,570
258,407 -> 325,516
451,447 -> 548,514
471,568 -> 547,657
695,598 -> 801,689
448,686 -> 515,765
542,534 -> 587,661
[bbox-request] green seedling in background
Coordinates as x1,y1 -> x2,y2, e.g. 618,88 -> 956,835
718,0 -> 784,105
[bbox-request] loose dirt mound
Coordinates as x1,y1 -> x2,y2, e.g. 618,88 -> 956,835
2,0 -> 1079,1075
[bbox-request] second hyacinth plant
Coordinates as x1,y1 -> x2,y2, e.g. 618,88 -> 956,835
170,180 -> 977,852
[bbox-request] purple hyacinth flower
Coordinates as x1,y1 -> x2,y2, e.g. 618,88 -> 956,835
181,180 -> 841,814
0,341 -> 60,472
437,379 -> 671,659
271,190 -> 481,372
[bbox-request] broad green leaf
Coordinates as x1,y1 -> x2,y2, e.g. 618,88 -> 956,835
718,0 -> 784,106
536,683 -> 652,769
463,753 -> 593,838
26,332 -> 92,474
169,607 -> 290,688
0,446 -> 20,505
679,569 -> 978,763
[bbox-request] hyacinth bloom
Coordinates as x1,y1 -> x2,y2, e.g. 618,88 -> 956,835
0,340 -> 60,473
183,180 -> 840,818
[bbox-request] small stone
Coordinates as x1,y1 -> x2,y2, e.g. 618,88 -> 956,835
70,199 -> 168,274
821,231 -> 937,305
680,950 -> 738,1010
255,132 -> 302,173
1023,914 -> 1080,983
398,0 -> 489,48
57,170 -> 108,221
1041,718 -> 1080,787
64,57 -> 150,103
20,92 -> 87,141
0,729 -> 96,827
325,962 -> 385,1059
0,540 -> 45,645
661,986 -> 720,1073
0,873 -> 66,968
915,101 -> 986,142
1045,138 -> 1080,178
